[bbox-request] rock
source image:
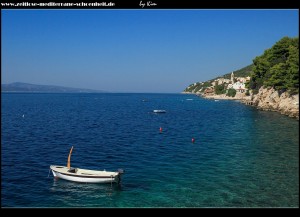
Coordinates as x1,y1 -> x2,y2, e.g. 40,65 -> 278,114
252,87 -> 299,119
197,86 -> 299,120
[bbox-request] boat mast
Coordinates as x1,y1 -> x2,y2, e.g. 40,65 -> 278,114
67,146 -> 74,169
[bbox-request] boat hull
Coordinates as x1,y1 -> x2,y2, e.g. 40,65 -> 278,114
50,165 -> 121,184
153,110 -> 166,113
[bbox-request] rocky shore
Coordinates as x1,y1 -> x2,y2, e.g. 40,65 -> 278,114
250,87 -> 299,120
194,87 -> 299,120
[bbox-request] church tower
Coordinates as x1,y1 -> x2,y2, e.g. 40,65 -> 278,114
231,71 -> 234,83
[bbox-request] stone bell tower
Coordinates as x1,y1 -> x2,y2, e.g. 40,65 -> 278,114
231,71 -> 234,83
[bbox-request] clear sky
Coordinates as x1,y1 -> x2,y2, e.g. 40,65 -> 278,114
2,9 -> 299,93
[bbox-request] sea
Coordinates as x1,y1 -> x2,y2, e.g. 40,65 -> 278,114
1,93 -> 299,207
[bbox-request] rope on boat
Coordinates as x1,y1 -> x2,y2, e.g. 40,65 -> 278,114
47,168 -> 51,178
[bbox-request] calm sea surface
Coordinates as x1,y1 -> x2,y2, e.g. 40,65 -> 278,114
1,93 -> 299,207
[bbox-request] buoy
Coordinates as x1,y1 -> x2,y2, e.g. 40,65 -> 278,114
159,127 -> 163,133
192,138 -> 195,143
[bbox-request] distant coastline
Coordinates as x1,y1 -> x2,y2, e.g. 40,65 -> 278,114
1,82 -> 106,93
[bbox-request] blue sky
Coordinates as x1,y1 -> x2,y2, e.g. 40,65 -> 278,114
2,9 -> 298,93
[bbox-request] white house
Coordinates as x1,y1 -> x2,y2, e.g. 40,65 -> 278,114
228,81 -> 246,93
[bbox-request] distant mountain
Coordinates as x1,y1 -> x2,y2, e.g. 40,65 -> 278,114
1,82 -> 107,93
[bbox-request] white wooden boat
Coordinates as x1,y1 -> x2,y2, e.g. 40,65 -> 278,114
50,146 -> 124,184
153,109 -> 166,113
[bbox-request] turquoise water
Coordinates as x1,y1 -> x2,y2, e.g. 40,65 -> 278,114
1,93 -> 299,207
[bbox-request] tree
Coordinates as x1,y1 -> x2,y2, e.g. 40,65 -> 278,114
250,36 -> 299,94
214,84 -> 226,95
286,44 -> 299,94
265,63 -> 288,91
226,88 -> 236,97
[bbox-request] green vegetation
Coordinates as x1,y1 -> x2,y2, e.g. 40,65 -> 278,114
194,84 -> 202,93
222,64 -> 253,79
214,84 -> 226,95
226,88 -> 236,97
184,82 -> 199,92
184,84 -> 196,92
183,81 -> 212,93
200,82 -> 212,92
249,36 -> 299,95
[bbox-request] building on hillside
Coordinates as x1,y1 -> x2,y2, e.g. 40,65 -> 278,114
204,87 -> 214,94
218,78 -> 231,84
236,76 -> 250,83
228,81 -> 246,93
212,78 -> 231,87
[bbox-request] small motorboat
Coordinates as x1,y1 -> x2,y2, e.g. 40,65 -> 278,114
153,109 -> 166,113
50,146 -> 124,184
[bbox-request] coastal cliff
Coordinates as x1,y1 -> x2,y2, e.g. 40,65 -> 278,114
195,87 -> 299,120
251,87 -> 299,119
